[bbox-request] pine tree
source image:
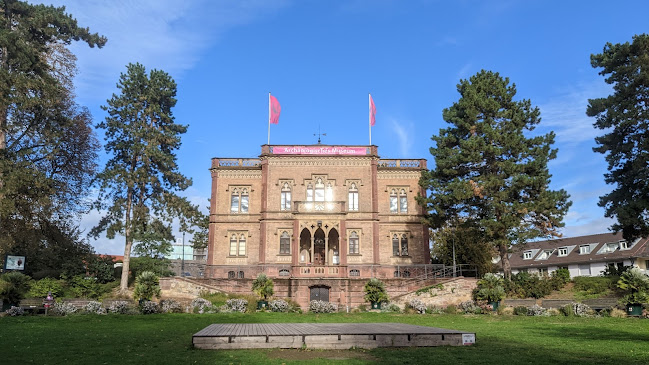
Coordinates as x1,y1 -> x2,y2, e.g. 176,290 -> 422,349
92,63 -> 204,293
419,70 -> 571,278
587,34 -> 649,240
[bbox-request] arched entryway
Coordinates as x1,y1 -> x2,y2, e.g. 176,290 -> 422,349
299,228 -> 311,264
298,223 -> 340,266
328,228 -> 339,265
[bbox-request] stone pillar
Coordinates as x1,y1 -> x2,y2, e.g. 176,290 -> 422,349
292,220 -> 299,266
310,235 -> 315,264
324,234 -> 329,266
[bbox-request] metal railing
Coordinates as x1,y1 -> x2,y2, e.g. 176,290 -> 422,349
377,159 -> 422,169
217,158 -> 261,167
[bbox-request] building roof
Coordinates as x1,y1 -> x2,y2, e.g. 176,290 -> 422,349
507,232 -> 649,269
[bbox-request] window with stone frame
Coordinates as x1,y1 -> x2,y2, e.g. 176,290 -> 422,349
230,187 -> 249,214
348,183 -> 359,211
392,233 -> 409,256
389,188 -> 408,213
280,182 -> 292,211
228,233 -> 247,256
279,231 -> 290,254
348,230 -> 360,254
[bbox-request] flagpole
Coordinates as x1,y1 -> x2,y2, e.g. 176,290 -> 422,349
369,93 -> 372,146
268,92 -> 271,145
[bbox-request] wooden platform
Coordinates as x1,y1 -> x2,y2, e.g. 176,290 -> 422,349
193,323 -> 476,349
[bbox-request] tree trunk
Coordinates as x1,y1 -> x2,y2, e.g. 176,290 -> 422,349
499,242 -> 512,280
119,187 -> 134,294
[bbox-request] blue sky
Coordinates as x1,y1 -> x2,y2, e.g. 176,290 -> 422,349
44,0 -> 649,255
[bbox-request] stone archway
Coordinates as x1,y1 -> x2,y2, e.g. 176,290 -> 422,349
299,228 -> 311,264
313,228 -> 325,265
328,228 -> 339,265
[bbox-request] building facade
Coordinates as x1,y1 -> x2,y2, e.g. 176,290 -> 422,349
206,145 -> 431,307
499,232 -> 649,277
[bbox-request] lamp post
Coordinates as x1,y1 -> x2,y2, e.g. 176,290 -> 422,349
181,232 -> 185,276
452,232 -> 457,278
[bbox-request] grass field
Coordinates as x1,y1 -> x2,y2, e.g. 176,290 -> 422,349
1,313 -> 648,364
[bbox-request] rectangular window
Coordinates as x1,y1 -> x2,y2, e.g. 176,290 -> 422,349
230,195 -> 239,213
558,247 -> 568,256
579,245 -> 590,254
392,235 -> 400,256
390,196 -> 398,213
279,232 -> 290,254
605,243 -> 617,253
240,194 -> 249,213
578,264 -> 591,276
619,240 -> 629,250
281,191 -> 291,210
523,251 -> 533,260
315,187 -> 325,202
348,231 -> 359,254
349,191 -> 358,211
229,237 -> 237,256
400,196 -> 407,213
238,237 -> 246,256
392,233 -> 409,256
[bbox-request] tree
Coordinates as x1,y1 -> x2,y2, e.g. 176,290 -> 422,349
251,273 -> 274,301
431,223 -> 496,277
587,34 -> 649,240
91,63 -> 204,293
133,271 -> 161,302
0,1 -> 105,267
419,70 -> 571,279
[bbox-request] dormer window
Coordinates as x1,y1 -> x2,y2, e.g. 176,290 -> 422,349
602,242 -> 618,253
523,251 -> 533,260
619,240 -> 629,250
558,247 -> 568,257
579,245 -> 591,254
538,250 -> 553,260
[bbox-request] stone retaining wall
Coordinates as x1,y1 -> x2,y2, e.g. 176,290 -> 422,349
394,278 -> 478,308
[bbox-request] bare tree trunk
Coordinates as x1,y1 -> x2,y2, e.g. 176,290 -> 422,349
119,187 -> 133,294
499,242 -> 511,280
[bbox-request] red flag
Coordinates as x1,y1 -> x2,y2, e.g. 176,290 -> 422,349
269,95 -> 281,124
369,94 -> 376,126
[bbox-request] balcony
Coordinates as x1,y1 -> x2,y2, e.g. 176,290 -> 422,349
377,159 -> 425,169
212,158 -> 261,168
292,201 -> 346,214
297,265 -> 343,277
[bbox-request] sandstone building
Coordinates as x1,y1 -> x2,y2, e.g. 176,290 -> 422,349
206,145 -> 431,308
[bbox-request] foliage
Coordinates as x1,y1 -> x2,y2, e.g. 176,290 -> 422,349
415,283 -> 444,296
225,299 -> 248,313
268,299 -> 289,313
513,306 -> 529,316
473,273 -> 505,302
602,263 -> 631,277
27,278 -> 63,298
309,300 -> 338,313
91,63 -> 205,293
139,301 -> 159,315
0,272 -> 31,305
52,301 -> 78,316
381,303 -> 402,313
550,268 -> 571,289
83,301 -> 106,315
129,256 -> 173,279
68,275 -> 106,299
587,34 -> 649,240
0,1 -> 105,273
430,224 -> 496,276
527,305 -> 548,316
459,301 -> 482,314
86,256 -> 117,284
505,271 -> 554,299
407,298 -> 427,314
251,274 -> 274,300
5,306 -> 24,316
160,299 -> 183,313
190,298 -> 213,314
573,276 -> 617,297
133,271 -> 161,302
363,278 -> 389,304
443,304 -> 458,314
572,303 -> 594,317
617,268 -> 649,305
610,308 -> 628,318
107,301 -> 131,314
419,70 -> 571,278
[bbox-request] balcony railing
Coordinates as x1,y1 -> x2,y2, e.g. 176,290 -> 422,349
377,159 -> 424,169
292,201 -> 346,214
215,158 -> 261,167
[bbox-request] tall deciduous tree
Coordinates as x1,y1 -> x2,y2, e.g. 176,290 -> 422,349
419,70 -> 571,278
587,34 -> 649,240
92,63 -> 204,293
0,1 -> 105,266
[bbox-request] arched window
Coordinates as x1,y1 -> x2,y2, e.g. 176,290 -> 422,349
402,270 -> 411,278
401,234 -> 408,256
240,188 -> 249,213
348,183 -> 359,211
230,188 -> 240,213
349,269 -> 360,277
230,187 -> 250,214
389,189 -> 398,213
280,182 -> 291,210
394,270 -> 401,278
227,271 -> 235,279
315,178 -> 325,202
399,189 -> 407,213
392,234 -> 400,256
229,234 -> 238,256
238,234 -> 246,256
349,231 -> 359,254
280,231 -> 290,254
279,269 -> 290,276
238,271 -> 244,279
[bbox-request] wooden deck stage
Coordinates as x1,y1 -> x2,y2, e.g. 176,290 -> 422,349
193,323 -> 476,349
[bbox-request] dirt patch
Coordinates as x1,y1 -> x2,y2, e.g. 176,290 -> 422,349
266,348 -> 377,361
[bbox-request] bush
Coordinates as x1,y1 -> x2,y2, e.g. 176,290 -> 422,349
550,268 -> 570,289
68,275 -> 106,299
610,308 -> 628,318
226,298 -> 248,313
0,272 -> 32,305
573,276 -> 616,296
426,305 -> 443,314
364,278 -> 389,304
527,304 -> 548,316
140,300 -> 159,314
444,304 -> 458,314
459,301 -> 482,314
560,304 -> 574,317
408,298 -> 427,314
5,306 -> 25,316
506,272 -> 553,299
83,301 -> 106,315
617,268 -> 649,305
108,301 -> 131,314
381,303 -> 402,313
53,301 -> 78,316
269,299 -> 289,313
309,300 -> 338,313
28,278 -> 64,298
513,306 -> 528,316
251,274 -> 274,301
160,299 -> 183,313
357,304 -> 368,312
133,271 -> 161,301
499,306 -> 514,315
190,298 -> 213,314
473,274 -> 505,302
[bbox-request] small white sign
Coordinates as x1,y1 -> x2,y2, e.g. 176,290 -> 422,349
5,255 -> 25,270
462,333 -> 475,346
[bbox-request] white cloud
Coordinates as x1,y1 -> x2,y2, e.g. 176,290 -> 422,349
389,118 -> 414,156
46,0 -> 289,103
560,217 -> 615,238
456,63 -> 472,80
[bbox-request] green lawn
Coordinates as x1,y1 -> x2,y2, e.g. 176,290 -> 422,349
1,313 -> 648,364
